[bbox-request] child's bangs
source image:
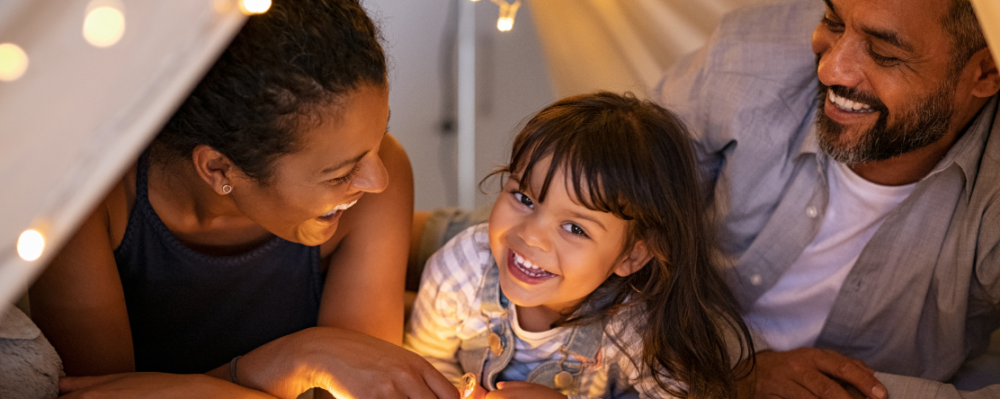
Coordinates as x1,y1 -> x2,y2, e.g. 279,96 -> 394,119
513,124 -> 635,221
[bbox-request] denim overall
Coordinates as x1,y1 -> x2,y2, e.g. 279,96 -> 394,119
457,260 -> 605,396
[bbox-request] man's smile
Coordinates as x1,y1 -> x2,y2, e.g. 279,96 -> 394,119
828,89 -> 875,113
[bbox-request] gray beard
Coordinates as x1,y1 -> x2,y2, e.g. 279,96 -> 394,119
815,82 -> 954,165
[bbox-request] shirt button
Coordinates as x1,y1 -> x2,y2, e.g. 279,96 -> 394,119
806,206 -> 819,218
488,333 -> 503,356
750,274 -> 763,286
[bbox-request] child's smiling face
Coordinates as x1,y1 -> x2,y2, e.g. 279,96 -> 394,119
488,155 -> 646,319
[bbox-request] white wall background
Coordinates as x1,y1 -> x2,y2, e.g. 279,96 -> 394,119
366,0 -> 556,211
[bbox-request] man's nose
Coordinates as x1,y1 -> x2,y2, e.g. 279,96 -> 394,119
816,35 -> 866,90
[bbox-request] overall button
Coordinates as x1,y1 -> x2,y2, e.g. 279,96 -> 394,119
750,274 -> 763,286
554,371 -> 573,389
488,333 -> 503,356
806,206 -> 819,218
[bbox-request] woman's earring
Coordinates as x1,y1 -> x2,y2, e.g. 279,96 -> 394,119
222,184 -> 233,195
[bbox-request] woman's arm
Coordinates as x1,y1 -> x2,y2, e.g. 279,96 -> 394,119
318,133 -> 414,344
30,177 -> 135,376
59,373 -> 280,399
217,326 -> 458,398
404,248 -> 469,385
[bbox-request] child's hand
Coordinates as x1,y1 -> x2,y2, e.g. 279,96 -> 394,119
460,373 -> 488,399
486,381 -> 569,399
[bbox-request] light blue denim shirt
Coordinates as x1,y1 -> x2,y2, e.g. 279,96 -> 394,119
654,1 -> 1000,397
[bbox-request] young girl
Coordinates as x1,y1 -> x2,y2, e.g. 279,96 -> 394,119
405,92 -> 755,398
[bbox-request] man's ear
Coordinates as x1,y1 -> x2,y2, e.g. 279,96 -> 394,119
613,240 -> 654,277
970,48 -> 1000,98
191,145 -> 237,195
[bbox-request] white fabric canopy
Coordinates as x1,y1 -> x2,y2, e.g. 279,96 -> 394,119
529,0 -> 770,98
0,0 -> 245,310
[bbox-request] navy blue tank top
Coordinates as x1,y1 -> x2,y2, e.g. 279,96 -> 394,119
114,154 -> 322,373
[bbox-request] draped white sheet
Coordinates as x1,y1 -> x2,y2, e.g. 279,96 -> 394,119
0,1 -> 245,310
531,0 -> 1000,98
529,0 -> 772,97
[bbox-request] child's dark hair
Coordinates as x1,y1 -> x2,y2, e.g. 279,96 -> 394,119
153,0 -> 386,184
491,92 -> 754,398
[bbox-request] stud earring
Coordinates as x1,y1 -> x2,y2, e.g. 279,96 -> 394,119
222,184 -> 232,195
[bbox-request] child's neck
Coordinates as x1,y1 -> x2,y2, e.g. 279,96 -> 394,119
515,304 -> 564,332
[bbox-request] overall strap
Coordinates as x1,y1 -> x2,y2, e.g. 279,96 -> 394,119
524,318 -> 606,394
479,258 -> 508,315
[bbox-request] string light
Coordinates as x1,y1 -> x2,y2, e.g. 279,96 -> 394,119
17,229 -> 45,262
83,0 -> 126,48
490,0 -> 520,32
0,43 -> 28,82
239,0 -> 271,15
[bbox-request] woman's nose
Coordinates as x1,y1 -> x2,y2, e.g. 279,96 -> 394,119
351,153 -> 389,194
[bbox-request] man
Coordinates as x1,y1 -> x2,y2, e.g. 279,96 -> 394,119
656,0 -> 1000,397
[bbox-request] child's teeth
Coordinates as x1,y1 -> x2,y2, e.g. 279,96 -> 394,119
513,251 -> 552,277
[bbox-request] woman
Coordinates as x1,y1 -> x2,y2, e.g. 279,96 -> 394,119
29,0 -> 454,397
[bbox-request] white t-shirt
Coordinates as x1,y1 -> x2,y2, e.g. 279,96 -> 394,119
496,306 -> 571,382
744,161 -> 916,351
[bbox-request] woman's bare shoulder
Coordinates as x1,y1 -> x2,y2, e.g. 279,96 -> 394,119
105,161 -> 138,250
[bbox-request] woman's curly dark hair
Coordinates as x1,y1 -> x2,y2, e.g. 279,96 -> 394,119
154,0 -> 387,184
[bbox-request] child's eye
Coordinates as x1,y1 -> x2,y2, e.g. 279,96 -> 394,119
513,192 -> 533,208
562,223 -> 588,238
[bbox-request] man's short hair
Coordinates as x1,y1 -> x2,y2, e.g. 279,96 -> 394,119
942,0 -> 988,72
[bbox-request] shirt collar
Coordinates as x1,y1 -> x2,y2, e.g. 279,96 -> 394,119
932,95 -> 998,199
797,102 -> 820,157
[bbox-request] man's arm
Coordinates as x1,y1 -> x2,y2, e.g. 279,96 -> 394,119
876,373 -> 1000,399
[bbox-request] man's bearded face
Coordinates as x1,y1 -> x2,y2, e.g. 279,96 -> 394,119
815,77 -> 955,165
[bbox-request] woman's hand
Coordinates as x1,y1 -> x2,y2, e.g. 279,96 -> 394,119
485,381 -> 568,399
237,326 -> 458,399
59,373 -> 278,398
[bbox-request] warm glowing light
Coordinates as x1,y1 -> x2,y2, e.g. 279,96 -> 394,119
239,0 -> 271,15
214,0 -> 234,13
491,0 -> 520,32
17,230 -> 45,261
0,43 -> 28,82
83,6 -> 126,48
497,17 -> 514,32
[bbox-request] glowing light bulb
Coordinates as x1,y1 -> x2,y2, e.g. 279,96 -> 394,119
17,230 -> 45,261
0,43 -> 28,82
239,0 -> 271,15
83,5 -> 126,48
497,17 -> 514,32
491,0 -> 520,32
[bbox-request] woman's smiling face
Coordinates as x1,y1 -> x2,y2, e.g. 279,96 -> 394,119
488,155 -> 636,315
228,84 -> 390,246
